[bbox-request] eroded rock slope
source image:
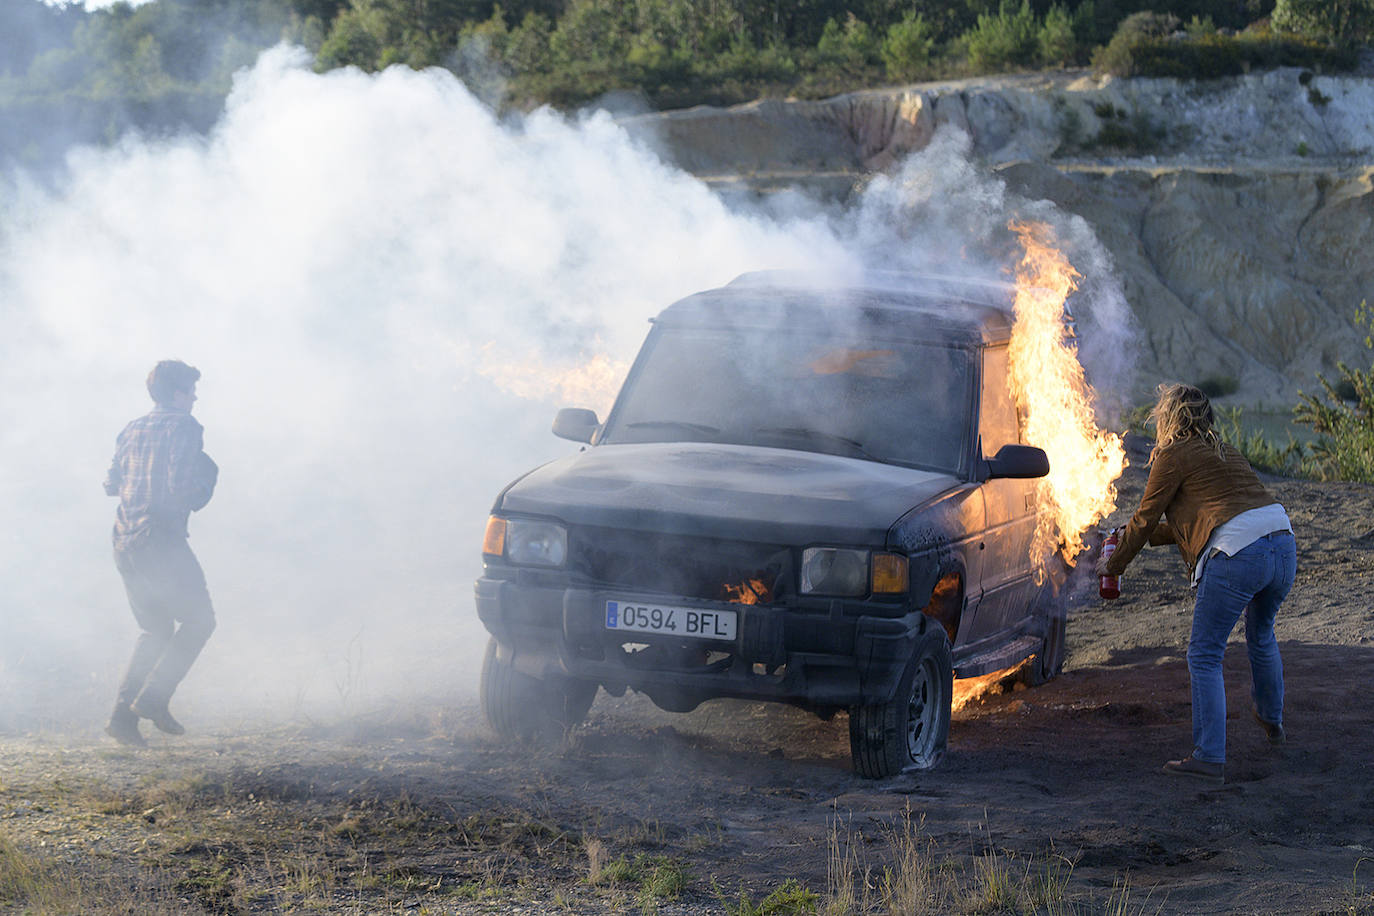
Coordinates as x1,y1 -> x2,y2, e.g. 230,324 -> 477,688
624,70 -> 1374,406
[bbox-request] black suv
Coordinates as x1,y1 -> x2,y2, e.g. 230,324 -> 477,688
474,272 -> 1066,778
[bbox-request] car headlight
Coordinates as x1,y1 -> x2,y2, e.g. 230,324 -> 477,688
800,548 -> 869,596
484,516 -> 567,568
800,548 -> 909,596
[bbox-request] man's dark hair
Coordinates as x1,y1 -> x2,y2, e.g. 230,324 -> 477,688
146,360 -> 201,406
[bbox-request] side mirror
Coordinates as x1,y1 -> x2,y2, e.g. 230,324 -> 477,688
553,407 -> 600,444
983,444 -> 1049,480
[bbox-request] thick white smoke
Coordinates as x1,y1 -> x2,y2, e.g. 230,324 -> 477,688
0,47 -> 1133,733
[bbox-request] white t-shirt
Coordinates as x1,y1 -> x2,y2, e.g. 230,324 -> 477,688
1192,502 -> 1293,587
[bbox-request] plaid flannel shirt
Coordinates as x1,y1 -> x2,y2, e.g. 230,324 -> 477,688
103,407 -> 218,550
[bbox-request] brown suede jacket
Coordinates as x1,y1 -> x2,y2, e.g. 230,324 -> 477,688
1104,436 -> 1279,578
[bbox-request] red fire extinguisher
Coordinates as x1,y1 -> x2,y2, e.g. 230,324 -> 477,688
1099,528 -> 1121,600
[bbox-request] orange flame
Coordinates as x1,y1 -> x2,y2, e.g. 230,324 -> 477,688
476,343 -> 628,417
1008,220 -> 1126,569
721,578 -> 771,605
956,667 -> 1033,714
951,664 -> 1023,713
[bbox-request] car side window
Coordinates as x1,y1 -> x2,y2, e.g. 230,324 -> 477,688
978,345 -> 1019,456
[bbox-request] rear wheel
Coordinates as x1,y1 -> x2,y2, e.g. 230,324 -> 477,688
1021,597 -> 1067,687
849,627 -> 953,778
480,637 -> 597,741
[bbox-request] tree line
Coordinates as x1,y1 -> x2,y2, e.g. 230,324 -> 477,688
1,0 -> 1370,170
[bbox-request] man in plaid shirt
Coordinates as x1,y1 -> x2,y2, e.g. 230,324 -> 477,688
103,360 -> 219,746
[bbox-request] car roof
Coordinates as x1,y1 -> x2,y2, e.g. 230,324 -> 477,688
654,271 -> 1016,345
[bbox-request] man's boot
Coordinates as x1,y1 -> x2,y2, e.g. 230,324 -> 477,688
131,690 -> 185,736
105,705 -> 146,747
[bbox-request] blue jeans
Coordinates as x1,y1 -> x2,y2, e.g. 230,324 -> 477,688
114,535 -> 216,709
1187,531 -> 1295,764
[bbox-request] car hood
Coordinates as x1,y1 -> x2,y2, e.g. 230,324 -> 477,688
496,442 -> 959,545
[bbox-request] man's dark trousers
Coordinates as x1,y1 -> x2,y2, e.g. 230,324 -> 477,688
114,533 -> 216,710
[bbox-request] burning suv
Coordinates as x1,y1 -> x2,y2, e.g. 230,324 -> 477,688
475,272 -> 1067,778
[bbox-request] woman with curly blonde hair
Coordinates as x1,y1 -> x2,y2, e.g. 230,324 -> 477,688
1098,383 -> 1295,783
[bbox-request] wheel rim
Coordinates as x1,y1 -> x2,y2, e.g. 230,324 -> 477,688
906,657 -> 940,762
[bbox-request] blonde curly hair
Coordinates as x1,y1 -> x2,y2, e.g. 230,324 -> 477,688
1149,382 -> 1222,463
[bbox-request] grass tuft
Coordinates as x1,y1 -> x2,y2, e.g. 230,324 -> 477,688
720,877 -> 820,915
0,832 -> 48,906
1347,857 -> 1373,916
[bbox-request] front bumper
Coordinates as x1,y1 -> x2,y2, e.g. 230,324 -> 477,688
474,572 -> 927,708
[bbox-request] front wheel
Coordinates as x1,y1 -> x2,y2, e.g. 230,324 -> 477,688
480,637 -> 597,742
849,626 -> 954,779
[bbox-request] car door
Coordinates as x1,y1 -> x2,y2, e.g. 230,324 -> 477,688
964,343 -> 1039,645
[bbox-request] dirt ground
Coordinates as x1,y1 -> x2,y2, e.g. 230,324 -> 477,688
2,449 -> 1373,914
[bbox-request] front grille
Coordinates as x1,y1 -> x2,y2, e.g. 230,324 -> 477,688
569,525 -> 791,603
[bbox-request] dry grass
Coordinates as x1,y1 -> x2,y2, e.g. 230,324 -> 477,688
818,805 -> 1168,916
1,738 -> 1342,916
826,805 -> 960,914
0,828 -> 193,915
585,835 -> 609,884
0,831 -> 50,907
1345,858 -> 1374,916
0,762 -> 589,914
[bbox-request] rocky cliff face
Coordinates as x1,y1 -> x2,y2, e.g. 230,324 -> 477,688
623,70 -> 1374,408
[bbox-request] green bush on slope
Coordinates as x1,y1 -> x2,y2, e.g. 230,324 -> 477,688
1295,302 -> 1374,483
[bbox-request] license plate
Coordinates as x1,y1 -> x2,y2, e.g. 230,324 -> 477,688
605,600 -> 737,641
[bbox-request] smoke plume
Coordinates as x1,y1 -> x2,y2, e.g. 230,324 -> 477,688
0,46 -> 1133,733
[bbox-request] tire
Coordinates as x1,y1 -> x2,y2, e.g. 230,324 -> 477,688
1021,586 -> 1068,687
480,637 -> 597,742
646,688 -> 704,714
849,626 -> 953,779
1022,610 -> 1066,687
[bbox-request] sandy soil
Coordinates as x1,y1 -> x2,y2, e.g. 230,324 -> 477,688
2,450 -> 1373,914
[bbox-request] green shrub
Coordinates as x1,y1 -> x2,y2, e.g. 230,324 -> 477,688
882,12 -> 937,82
1127,402 -> 1313,479
633,0 -> 740,57
1089,109 -> 1165,152
765,14 -> 879,98
1101,31 -> 1351,78
1197,375 -> 1239,398
720,877 -> 820,915
1112,10 -> 1180,43
463,9 -> 509,44
314,7 -> 387,71
797,15 -> 886,97
707,40 -> 798,83
503,12 -> 553,74
964,0 -> 1038,74
1273,0 -> 1374,45
1037,3 -> 1079,67
1294,301 -> 1374,482
548,0 -> 636,69
1215,407 -> 1310,477
1092,10 -> 1359,80
1090,11 -> 1178,77
1304,410 -> 1374,482
1185,15 -> 1218,39
816,14 -> 881,73
638,855 -> 688,900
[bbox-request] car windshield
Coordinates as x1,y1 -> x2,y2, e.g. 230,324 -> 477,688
601,326 -> 973,473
